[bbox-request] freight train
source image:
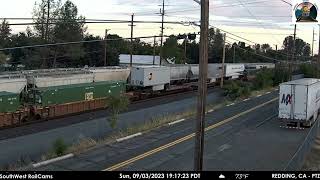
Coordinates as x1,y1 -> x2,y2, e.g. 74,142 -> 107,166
0,63 -> 274,129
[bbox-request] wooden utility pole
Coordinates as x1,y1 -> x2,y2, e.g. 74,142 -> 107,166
159,0 -> 165,65
220,33 -> 226,88
233,45 -> 236,63
153,36 -> 156,65
312,27 -> 315,57
104,29 -> 109,66
318,25 -> 320,77
45,0 -> 50,42
129,14 -> 135,67
41,1 -> 45,40
194,0 -> 209,171
290,24 -> 297,80
184,36 -> 187,64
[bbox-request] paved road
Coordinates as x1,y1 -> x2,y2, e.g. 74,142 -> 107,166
31,89 -> 305,171
0,89 -> 223,167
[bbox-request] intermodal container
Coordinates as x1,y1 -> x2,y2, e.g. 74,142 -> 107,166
35,81 -> 126,107
0,92 -> 20,113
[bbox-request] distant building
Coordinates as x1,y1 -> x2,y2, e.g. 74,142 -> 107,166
119,54 -> 171,66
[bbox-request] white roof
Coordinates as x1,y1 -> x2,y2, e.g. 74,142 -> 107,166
282,78 -> 320,86
120,54 -> 160,65
133,65 -> 169,69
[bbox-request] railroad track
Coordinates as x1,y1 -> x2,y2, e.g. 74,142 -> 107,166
0,83 -> 220,140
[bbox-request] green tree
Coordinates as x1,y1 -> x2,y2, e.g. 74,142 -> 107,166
208,28 -> 224,63
52,0 -> 86,67
0,19 -> 11,48
0,52 -> 8,64
33,0 -> 61,41
162,35 -> 183,64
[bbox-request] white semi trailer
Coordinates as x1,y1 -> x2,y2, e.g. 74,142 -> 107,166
278,78 -> 320,127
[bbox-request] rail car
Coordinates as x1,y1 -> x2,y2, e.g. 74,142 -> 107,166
0,63 -> 274,129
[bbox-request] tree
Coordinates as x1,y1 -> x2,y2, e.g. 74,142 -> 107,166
208,28 -> 224,63
0,19 -> 12,48
162,35 -> 183,64
261,44 -> 271,53
283,36 -> 310,60
33,0 -> 61,41
52,0 -> 86,67
0,52 -> 8,64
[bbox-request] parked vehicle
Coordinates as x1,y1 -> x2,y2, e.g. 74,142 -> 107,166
279,78 -> 320,127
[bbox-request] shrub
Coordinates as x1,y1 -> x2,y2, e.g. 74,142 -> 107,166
224,80 -> 252,100
53,138 -> 68,156
106,95 -> 130,128
253,69 -> 274,90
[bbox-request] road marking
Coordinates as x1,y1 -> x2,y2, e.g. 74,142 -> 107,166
33,153 -> 74,168
227,103 -> 235,107
208,109 -> 214,113
168,119 -> 186,126
104,97 -> 278,171
243,98 -> 250,102
116,133 -> 143,142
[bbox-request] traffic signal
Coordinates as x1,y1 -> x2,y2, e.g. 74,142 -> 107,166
177,34 -> 187,40
188,33 -> 197,40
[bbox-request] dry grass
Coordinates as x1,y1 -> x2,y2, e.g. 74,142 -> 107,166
11,87 -> 276,170
301,135 -> 320,170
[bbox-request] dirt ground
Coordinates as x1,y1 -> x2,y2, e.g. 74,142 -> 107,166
302,135 -> 320,170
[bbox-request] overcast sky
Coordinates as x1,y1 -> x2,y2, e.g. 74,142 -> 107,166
0,0 -> 319,54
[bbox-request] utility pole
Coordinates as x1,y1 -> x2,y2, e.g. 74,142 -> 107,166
318,25 -> 320,77
184,36 -> 187,64
153,36 -> 156,65
159,0 -> 165,65
41,1 -> 45,40
312,27 -> 315,57
129,14 -> 135,67
104,29 -> 109,67
233,45 -> 236,63
290,24 -> 297,80
45,0 -> 50,42
220,33 -> 226,88
194,0 -> 209,171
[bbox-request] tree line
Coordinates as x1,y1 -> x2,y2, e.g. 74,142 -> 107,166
0,0 -> 314,71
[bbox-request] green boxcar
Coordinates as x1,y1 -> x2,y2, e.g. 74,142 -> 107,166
34,81 -> 126,107
0,91 -> 20,113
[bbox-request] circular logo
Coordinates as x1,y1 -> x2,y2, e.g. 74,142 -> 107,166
295,1 -> 318,22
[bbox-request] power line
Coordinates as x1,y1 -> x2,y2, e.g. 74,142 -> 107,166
2,19 -> 189,26
0,35 -> 170,52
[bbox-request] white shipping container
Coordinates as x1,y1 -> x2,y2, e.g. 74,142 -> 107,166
89,67 -> 130,82
29,74 -> 94,88
224,64 -> 245,77
278,78 -> 320,122
130,66 -> 170,89
208,64 -> 223,79
0,77 -> 27,93
169,65 -> 192,81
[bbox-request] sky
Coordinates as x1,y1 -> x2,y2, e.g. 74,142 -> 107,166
0,0 -> 319,54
